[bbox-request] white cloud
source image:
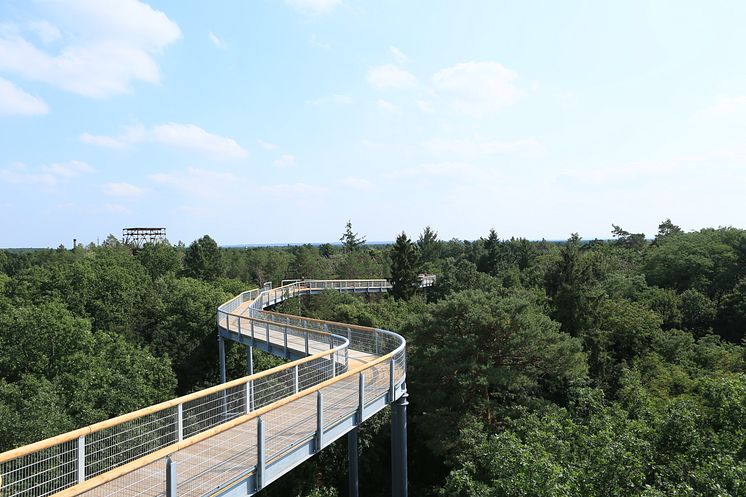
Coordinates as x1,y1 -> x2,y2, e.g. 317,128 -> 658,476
285,0 -> 342,14
432,61 -> 524,114
310,34 -> 331,50
151,123 -> 248,160
376,99 -> 400,114
0,160 -> 93,186
0,0 -> 181,99
81,123 -> 248,160
103,182 -> 143,197
385,162 -> 500,182
274,154 -> 296,168
208,31 -> 227,50
0,77 -> 49,115
696,96 -> 746,118
104,203 -> 129,213
42,160 -> 95,177
308,93 -> 353,106
368,64 -> 416,90
26,20 -> 61,44
416,99 -> 434,113
339,176 -> 374,191
390,46 -> 408,64
258,182 -> 327,195
257,139 -> 277,150
421,137 -> 544,157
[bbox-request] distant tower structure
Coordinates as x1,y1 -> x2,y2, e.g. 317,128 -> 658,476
122,227 -> 167,249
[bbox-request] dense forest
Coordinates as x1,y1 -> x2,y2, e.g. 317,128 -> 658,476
1,219 -> 745,496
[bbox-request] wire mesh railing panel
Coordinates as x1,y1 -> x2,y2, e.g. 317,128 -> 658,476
175,421 -> 257,497
182,384 -> 246,439
0,439 -> 77,497
263,397 -> 317,461
86,410 -> 177,479
297,357 -> 334,392
365,360 -> 391,406
77,458 -> 166,497
253,369 -> 295,410
322,375 -> 359,428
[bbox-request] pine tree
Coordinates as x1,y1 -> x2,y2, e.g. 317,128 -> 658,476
339,220 -> 366,253
390,231 -> 419,300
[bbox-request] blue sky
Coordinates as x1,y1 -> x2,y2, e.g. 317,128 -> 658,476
1,0 -> 745,247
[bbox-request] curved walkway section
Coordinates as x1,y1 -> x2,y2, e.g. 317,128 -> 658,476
0,277 -> 434,497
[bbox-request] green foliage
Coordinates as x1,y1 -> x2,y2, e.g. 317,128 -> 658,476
339,220 -> 366,253
390,232 -> 419,300
136,241 -> 182,279
183,234 -> 223,280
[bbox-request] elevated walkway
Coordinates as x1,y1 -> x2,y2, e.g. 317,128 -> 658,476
0,276 -> 435,497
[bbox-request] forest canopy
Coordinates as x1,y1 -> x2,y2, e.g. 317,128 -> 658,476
1,220 -> 745,496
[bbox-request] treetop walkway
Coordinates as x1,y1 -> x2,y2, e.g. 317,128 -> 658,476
0,276 -> 435,497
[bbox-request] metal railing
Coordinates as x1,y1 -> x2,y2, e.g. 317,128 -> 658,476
0,278 -> 412,497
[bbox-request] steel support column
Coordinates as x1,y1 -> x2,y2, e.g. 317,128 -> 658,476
218,336 -> 226,384
247,345 -> 254,376
391,390 -> 408,497
348,427 -> 359,497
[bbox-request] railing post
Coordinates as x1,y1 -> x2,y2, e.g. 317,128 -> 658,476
358,372 -> 365,423
77,435 -> 85,484
177,403 -> 183,442
332,351 -> 337,378
256,417 -> 265,490
166,456 -> 177,497
375,330 -> 380,355
237,316 -> 241,336
247,346 -> 254,376
266,322 -> 270,348
305,332 -> 309,355
284,326 -> 289,359
218,336 -> 226,384
315,391 -> 324,451
293,365 -> 299,393
389,359 -> 396,402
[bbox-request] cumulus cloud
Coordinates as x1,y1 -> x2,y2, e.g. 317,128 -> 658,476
0,0 -> 181,99
308,93 -> 353,106
432,61 -> 524,114
285,0 -> 341,14
102,182 -> 143,197
696,96 -> 746,118
274,154 -> 296,168
0,160 -> 93,186
81,123 -> 249,160
257,139 -> 277,150
258,182 -> 327,195
421,137 -> 544,157
368,64 -> 416,90
151,123 -> 248,160
0,77 -> 49,115
339,176 -> 374,191
208,31 -> 227,50
390,46 -> 408,64
376,99 -> 400,114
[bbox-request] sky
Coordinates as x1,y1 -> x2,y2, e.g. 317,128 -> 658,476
1,0 -> 745,247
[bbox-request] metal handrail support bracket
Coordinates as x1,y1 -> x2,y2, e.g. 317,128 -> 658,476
316,391 -> 324,451
166,456 -> 177,497
257,417 -> 265,491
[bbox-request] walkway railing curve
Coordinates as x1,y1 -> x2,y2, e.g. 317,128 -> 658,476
0,276 -> 434,497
